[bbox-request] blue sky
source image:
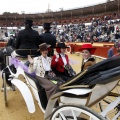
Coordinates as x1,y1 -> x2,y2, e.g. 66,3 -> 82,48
0,0 -> 108,14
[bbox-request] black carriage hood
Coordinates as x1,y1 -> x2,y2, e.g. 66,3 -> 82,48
60,56 -> 120,88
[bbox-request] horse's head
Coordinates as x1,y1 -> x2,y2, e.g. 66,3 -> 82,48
0,46 -> 14,70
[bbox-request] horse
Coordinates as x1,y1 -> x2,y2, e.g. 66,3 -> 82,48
0,46 -> 16,86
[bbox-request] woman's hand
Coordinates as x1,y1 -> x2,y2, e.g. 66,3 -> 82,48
28,55 -> 34,64
55,54 -> 59,62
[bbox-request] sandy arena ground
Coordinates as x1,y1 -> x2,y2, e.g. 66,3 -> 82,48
0,53 -> 120,120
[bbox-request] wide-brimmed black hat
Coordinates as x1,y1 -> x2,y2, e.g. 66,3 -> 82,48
24,19 -> 33,25
43,23 -> 52,29
56,42 -> 69,48
37,43 -> 51,51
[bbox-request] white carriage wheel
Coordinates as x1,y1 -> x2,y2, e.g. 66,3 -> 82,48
3,72 -> 8,107
50,105 -> 106,120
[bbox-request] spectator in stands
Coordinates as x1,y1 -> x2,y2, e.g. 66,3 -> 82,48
15,29 -> 19,38
51,42 -> 75,81
79,44 -> 96,71
4,31 -> 8,37
40,23 -> 56,57
117,39 -> 120,49
107,46 -> 115,58
113,49 -> 120,57
16,19 -> 41,56
7,35 -> 16,49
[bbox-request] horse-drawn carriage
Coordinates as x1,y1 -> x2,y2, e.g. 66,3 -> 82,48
1,47 -> 120,120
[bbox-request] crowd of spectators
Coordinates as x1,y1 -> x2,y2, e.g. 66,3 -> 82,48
0,16 -> 120,46
51,18 -> 120,44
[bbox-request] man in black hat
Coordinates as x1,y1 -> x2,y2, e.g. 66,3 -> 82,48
40,23 -> 56,57
16,19 -> 42,56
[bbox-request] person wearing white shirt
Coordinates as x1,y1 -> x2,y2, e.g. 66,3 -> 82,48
28,43 -> 58,100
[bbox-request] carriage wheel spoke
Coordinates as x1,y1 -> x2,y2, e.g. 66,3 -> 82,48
59,112 -> 67,120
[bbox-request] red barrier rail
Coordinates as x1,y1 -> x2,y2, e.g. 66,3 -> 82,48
0,42 -> 117,58
0,42 -> 7,48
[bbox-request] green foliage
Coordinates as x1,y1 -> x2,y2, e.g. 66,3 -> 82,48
2,12 -> 19,15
